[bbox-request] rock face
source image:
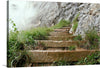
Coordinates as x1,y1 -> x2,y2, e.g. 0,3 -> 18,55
9,1 -> 100,35
75,4 -> 100,35
33,2 -> 100,35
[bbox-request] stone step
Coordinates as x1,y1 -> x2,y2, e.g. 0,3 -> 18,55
49,32 -> 73,36
47,36 -> 76,41
28,50 -> 99,63
54,29 -> 69,32
61,27 -> 71,29
36,40 -> 86,47
76,47 -> 87,51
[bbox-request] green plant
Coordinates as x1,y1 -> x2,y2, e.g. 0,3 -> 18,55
8,32 -> 35,67
8,20 -> 34,67
51,19 -> 71,29
72,13 -> 80,32
68,46 -> 76,51
8,19 -> 20,67
73,13 -> 80,24
85,29 -> 99,49
73,34 -> 82,41
77,51 -> 100,65
72,22 -> 78,32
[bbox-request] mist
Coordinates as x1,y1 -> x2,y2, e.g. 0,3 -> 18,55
9,0 -> 40,31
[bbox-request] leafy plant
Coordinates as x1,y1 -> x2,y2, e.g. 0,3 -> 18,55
8,19 -> 20,67
9,19 -> 18,32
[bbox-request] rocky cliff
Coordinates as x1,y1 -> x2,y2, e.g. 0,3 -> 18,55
32,2 -> 100,35
9,1 -> 100,35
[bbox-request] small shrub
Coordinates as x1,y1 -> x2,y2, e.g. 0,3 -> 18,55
85,29 -> 99,49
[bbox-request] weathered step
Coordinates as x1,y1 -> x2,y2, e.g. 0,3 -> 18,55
76,48 -> 87,51
47,48 -> 64,50
36,40 -> 86,47
54,29 -> 69,32
28,50 -> 99,63
61,27 -> 71,29
47,36 -> 76,41
49,32 -> 73,36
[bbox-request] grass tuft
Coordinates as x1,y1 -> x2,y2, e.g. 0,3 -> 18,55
73,34 -> 82,41
51,19 -> 71,29
72,13 -> 80,32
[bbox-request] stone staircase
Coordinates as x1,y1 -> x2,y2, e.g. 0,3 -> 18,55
27,26 -> 100,67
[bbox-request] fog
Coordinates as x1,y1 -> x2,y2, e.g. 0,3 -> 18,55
9,0 -> 40,31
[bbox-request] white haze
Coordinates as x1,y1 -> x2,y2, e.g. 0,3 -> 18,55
9,0 -> 40,31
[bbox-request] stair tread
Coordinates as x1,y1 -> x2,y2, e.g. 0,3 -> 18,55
47,35 -> 76,40
36,40 -> 86,47
54,29 -> 69,32
28,50 -> 100,63
49,32 -> 73,36
29,50 -> 99,52
47,36 -> 76,40
27,26 -> 99,65
47,36 -> 75,37
36,40 -> 86,42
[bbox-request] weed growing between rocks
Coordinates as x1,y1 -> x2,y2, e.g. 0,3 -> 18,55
85,29 -> 100,50
77,51 -> 100,65
73,34 -> 82,41
51,19 -> 71,29
72,13 -> 80,33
